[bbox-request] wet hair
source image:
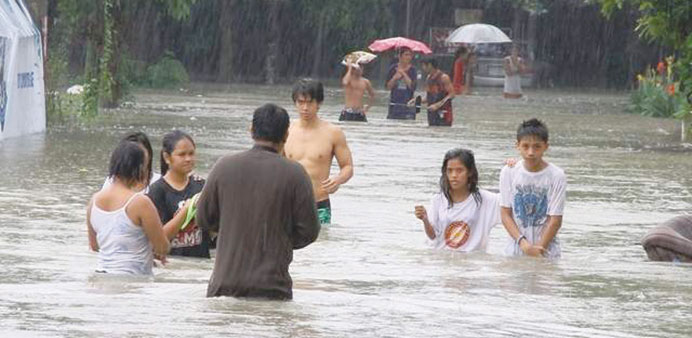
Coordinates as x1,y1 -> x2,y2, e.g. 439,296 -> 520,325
108,141 -> 147,187
160,130 -> 195,176
120,131 -> 153,185
421,57 -> 438,69
252,103 -> 290,144
440,148 -> 482,208
517,118 -> 549,142
292,79 -> 324,104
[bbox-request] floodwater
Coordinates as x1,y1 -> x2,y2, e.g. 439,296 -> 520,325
1,85 -> 691,337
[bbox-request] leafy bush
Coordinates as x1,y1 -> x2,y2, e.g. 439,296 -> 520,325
629,59 -> 690,119
141,52 -> 189,89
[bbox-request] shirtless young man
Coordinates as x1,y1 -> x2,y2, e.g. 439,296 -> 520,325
285,79 -> 354,225
340,62 -> 375,122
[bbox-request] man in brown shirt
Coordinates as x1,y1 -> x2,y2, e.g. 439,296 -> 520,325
196,103 -> 320,300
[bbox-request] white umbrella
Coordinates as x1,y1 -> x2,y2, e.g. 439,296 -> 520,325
445,23 -> 512,44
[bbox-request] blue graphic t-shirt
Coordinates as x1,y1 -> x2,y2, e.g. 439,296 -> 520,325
499,161 -> 567,258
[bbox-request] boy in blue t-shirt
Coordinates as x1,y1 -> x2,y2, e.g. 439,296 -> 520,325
499,118 -> 567,259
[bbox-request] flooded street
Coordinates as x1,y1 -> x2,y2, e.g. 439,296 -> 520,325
1,85 -> 691,337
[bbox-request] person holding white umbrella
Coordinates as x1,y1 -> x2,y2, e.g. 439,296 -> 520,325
445,23 -> 513,96
445,23 -> 512,45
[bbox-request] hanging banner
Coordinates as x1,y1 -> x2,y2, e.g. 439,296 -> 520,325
0,0 -> 45,141
0,37 -> 7,131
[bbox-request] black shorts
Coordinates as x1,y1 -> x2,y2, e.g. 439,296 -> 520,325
427,109 -> 452,127
339,108 -> 367,122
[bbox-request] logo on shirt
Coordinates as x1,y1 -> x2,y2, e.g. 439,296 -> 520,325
514,184 -> 548,228
444,221 -> 470,249
172,224 -> 203,248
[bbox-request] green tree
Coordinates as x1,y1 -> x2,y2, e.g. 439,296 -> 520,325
595,0 -> 692,92
595,0 -> 692,140
50,0 -> 196,115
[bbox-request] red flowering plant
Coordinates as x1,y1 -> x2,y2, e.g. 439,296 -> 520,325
630,56 -> 689,119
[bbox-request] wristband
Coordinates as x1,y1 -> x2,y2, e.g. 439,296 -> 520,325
516,234 -> 526,246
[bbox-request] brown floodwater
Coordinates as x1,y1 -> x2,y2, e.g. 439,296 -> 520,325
0,84 -> 690,337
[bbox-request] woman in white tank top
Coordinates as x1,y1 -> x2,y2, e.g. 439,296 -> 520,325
87,140 -> 190,275
504,45 -> 525,99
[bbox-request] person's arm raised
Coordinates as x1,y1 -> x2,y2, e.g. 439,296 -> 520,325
321,127 -> 354,194
386,68 -> 402,90
503,57 -> 513,76
519,58 -> 528,75
342,62 -> 353,87
400,68 -> 414,88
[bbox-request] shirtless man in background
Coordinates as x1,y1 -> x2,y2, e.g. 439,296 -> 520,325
285,79 -> 354,225
340,61 -> 375,122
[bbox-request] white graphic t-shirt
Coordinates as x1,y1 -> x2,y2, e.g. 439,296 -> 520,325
499,161 -> 566,259
427,189 -> 501,252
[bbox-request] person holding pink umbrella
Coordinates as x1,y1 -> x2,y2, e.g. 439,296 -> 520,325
385,47 -> 418,120
369,37 -> 432,120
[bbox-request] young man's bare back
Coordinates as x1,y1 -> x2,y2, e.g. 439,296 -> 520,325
285,79 -> 354,225
340,63 -> 375,122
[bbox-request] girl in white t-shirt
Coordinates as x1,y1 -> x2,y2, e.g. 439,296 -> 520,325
414,148 -> 501,252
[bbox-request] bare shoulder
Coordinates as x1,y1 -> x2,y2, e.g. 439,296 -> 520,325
323,119 -> 344,134
130,193 -> 155,212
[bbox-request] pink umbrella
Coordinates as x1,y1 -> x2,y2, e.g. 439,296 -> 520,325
368,37 -> 433,54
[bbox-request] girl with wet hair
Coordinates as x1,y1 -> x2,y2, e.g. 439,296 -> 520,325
146,130 -> 211,258
86,141 -> 190,275
414,148 -> 502,252
102,131 -> 162,192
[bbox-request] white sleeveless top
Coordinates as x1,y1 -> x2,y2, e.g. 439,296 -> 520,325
504,56 -> 523,95
90,193 -> 154,275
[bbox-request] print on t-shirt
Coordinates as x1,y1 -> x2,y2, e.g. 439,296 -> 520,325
171,199 -> 203,248
514,184 -> 548,228
444,221 -> 470,249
